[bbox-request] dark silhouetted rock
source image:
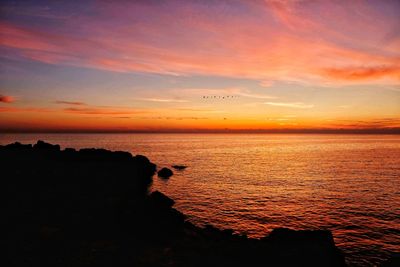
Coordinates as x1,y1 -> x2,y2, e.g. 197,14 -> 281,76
134,154 -> 152,164
3,141 -> 347,267
33,140 -> 60,151
158,167 -> 173,178
260,228 -> 346,266
381,253 -> 400,267
172,165 -> 187,170
3,141 -> 32,149
150,190 -> 175,207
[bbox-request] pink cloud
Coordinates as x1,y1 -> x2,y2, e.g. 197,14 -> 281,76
321,66 -> 400,81
0,1 -> 399,85
0,104 -> 146,116
0,107 -> 51,112
0,95 -> 15,103
55,100 -> 86,105
63,107 -> 147,115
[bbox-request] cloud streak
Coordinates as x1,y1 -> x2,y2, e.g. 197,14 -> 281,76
328,118 -> 400,129
55,100 -> 86,105
0,105 -> 147,116
0,95 -> 15,103
321,66 -> 400,81
0,1 -> 399,85
0,107 -> 51,112
135,98 -> 189,103
264,102 -> 314,109
63,107 -> 147,115
138,116 -> 208,120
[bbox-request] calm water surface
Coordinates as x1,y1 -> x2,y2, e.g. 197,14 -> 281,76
1,133 -> 399,266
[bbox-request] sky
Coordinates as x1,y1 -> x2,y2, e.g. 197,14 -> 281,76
0,0 -> 399,133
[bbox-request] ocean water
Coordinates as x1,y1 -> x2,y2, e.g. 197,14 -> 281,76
1,133 -> 399,266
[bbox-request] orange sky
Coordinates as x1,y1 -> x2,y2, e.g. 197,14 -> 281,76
0,0 -> 399,133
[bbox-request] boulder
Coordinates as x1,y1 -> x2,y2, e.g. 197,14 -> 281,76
158,167 -> 173,178
381,254 -> 400,267
172,165 -> 187,170
4,142 -> 32,149
64,148 -> 76,153
150,190 -> 175,208
33,140 -> 60,151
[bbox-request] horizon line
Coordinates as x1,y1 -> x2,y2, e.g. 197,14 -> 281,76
2,128 -> 400,134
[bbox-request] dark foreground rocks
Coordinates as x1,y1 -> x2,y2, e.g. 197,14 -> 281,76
381,254 -> 400,267
172,165 -> 187,170
4,141 -> 347,267
158,167 -> 174,178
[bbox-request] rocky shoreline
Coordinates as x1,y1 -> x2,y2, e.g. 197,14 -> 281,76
4,141 -> 348,266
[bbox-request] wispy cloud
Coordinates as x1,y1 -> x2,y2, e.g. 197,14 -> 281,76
0,102 -> 147,115
1,1 -> 398,85
0,107 -> 51,112
237,91 -> 277,99
264,102 -> 314,109
266,116 -> 297,121
135,98 -> 188,103
55,100 -> 86,105
115,116 -> 131,119
138,116 -> 208,120
174,108 -> 222,113
329,118 -> 400,129
321,66 -> 400,81
63,107 -> 146,115
0,95 -> 15,103
259,80 -> 274,87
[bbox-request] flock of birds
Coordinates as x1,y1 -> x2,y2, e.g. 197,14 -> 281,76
202,95 -> 240,99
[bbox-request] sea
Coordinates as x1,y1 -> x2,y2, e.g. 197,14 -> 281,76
1,133 -> 399,266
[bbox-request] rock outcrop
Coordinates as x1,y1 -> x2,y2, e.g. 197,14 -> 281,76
172,165 -> 187,170
158,167 -> 173,178
3,141 -> 347,267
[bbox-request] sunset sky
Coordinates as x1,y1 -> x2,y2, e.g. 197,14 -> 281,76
0,0 -> 399,132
